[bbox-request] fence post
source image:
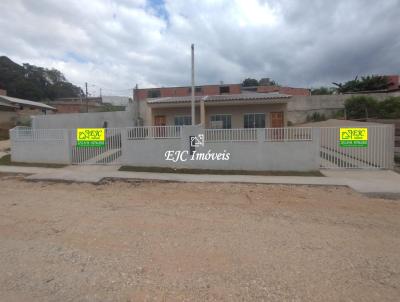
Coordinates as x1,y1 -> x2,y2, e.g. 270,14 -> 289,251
313,128 -> 321,169
65,129 -> 72,164
256,129 -> 264,144
390,124 -> 395,169
120,127 -> 127,165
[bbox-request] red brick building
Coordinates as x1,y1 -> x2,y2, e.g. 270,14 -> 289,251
386,75 -> 400,91
135,83 -> 310,101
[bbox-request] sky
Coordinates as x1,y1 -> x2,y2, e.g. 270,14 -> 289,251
0,0 -> 399,96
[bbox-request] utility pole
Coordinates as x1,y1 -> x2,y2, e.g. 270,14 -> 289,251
85,82 -> 88,113
99,88 -> 102,98
134,84 -> 140,126
191,43 -> 195,125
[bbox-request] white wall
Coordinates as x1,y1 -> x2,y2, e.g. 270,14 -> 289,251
287,92 -> 400,125
11,129 -> 71,164
121,126 -> 320,171
32,111 -> 134,129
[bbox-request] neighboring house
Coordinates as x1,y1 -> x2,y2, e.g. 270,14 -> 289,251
52,97 -> 103,113
51,96 -> 129,113
0,100 -> 18,130
0,92 -> 56,129
102,96 -> 130,106
144,92 -> 290,128
135,83 -> 309,128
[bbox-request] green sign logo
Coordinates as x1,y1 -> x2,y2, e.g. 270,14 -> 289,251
77,128 -> 105,147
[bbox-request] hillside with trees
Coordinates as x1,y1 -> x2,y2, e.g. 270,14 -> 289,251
0,56 -> 83,102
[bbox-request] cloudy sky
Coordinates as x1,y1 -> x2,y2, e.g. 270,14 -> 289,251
0,0 -> 399,96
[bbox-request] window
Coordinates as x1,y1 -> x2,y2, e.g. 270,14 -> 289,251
147,89 -> 161,98
174,116 -> 192,126
244,113 -> 265,128
210,114 -> 232,129
219,86 -> 230,94
188,86 -> 202,93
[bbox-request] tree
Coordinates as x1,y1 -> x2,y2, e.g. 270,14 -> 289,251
333,75 -> 390,93
242,78 -> 259,87
311,87 -> 336,95
344,96 -> 378,119
259,78 -> 278,86
0,56 -> 84,102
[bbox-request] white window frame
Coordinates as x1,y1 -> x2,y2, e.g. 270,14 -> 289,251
243,113 -> 266,128
210,114 -> 232,129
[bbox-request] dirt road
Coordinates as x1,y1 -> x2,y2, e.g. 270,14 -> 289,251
0,174 -> 399,301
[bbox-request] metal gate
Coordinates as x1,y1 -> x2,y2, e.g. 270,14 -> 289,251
71,128 -> 122,165
320,126 -> 394,169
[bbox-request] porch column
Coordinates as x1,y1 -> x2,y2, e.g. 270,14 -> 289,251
147,106 -> 153,126
200,99 -> 205,126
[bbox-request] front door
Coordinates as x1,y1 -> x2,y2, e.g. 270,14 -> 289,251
154,115 -> 166,126
154,115 -> 166,137
270,112 -> 284,128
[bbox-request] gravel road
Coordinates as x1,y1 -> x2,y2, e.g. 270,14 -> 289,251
0,174 -> 399,301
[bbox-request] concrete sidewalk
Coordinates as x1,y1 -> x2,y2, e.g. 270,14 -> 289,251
1,165 -> 400,196
320,170 -> 400,195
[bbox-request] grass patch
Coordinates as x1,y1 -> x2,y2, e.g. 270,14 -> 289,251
119,166 -> 323,177
0,154 -> 67,168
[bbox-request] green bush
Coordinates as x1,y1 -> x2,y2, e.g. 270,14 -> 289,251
306,112 -> 326,122
344,96 -> 378,119
378,97 -> 400,119
335,110 -> 345,118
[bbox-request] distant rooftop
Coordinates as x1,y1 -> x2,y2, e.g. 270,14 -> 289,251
0,95 -> 56,110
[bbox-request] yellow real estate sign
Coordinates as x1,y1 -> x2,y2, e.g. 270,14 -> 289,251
76,128 -> 105,147
339,128 -> 368,147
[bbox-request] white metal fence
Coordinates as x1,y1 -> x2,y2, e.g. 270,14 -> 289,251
10,126 -> 66,141
320,126 -> 394,169
127,126 -> 182,140
9,125 -> 395,169
265,127 -> 312,142
71,128 -> 122,165
205,128 -> 257,142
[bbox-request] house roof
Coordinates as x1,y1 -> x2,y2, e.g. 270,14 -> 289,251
147,92 -> 291,105
0,100 -> 18,109
0,95 -> 56,110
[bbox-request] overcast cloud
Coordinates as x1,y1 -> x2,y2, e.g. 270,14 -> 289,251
0,0 -> 399,96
